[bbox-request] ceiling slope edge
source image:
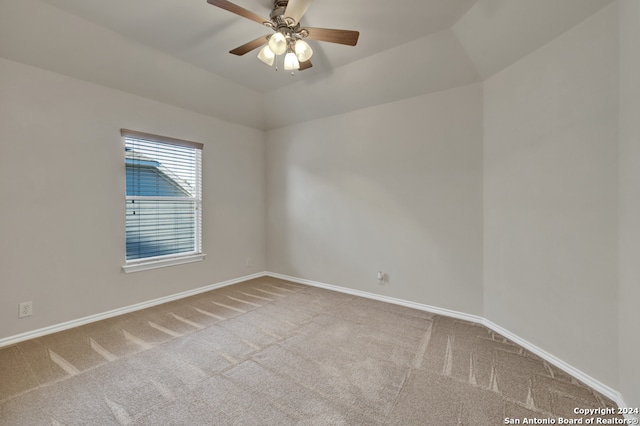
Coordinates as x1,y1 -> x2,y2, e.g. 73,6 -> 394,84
261,0 -> 616,131
0,0 -> 266,130
1,0 -> 615,132
262,29 -> 482,130
452,0 -> 615,80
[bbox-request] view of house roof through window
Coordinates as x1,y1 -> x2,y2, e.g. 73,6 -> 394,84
122,130 -> 203,263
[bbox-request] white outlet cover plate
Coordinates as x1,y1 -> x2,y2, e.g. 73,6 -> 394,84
19,302 -> 33,318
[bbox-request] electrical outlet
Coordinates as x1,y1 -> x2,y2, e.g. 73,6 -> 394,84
246,257 -> 252,268
19,301 -> 33,318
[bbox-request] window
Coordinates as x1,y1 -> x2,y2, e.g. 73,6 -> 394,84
121,129 -> 204,273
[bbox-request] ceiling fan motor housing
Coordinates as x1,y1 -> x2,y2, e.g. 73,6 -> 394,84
269,1 -> 301,32
206,0 -> 359,70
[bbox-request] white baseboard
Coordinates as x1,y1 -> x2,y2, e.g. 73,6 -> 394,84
614,395 -> 640,423
266,272 -> 631,416
0,271 -> 267,349
1,270 -> 634,421
481,318 -> 625,407
266,272 -> 485,324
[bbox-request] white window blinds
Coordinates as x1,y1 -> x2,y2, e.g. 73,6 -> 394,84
122,129 -> 203,263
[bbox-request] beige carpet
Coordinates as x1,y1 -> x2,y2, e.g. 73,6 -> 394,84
0,277 -> 621,425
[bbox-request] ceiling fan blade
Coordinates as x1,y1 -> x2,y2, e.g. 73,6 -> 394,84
284,0 -> 313,25
303,28 -> 359,46
206,0 -> 270,25
229,35 -> 269,56
299,60 -> 312,70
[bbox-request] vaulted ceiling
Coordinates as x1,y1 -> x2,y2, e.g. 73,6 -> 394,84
0,0 -> 613,129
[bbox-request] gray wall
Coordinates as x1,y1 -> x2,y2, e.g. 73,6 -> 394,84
618,0 -> 640,410
483,3 -> 619,387
0,57 -> 266,339
266,83 -> 484,316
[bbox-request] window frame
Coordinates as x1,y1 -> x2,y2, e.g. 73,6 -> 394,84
120,129 -> 205,273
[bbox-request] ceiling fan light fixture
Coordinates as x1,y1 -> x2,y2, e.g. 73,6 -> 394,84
284,51 -> 300,70
257,45 -> 275,66
207,0 -> 359,73
268,31 -> 287,55
294,39 -> 313,62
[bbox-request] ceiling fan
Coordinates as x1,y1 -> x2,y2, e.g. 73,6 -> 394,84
206,0 -> 359,72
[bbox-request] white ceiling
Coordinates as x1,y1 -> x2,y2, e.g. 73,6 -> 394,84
39,0 -> 478,93
2,0 -> 614,129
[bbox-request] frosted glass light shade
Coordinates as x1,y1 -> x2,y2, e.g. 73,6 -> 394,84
268,32 -> 287,55
257,45 -> 275,66
284,51 -> 300,70
294,40 -> 313,62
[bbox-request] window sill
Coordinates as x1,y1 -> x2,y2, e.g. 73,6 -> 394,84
122,253 -> 206,274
